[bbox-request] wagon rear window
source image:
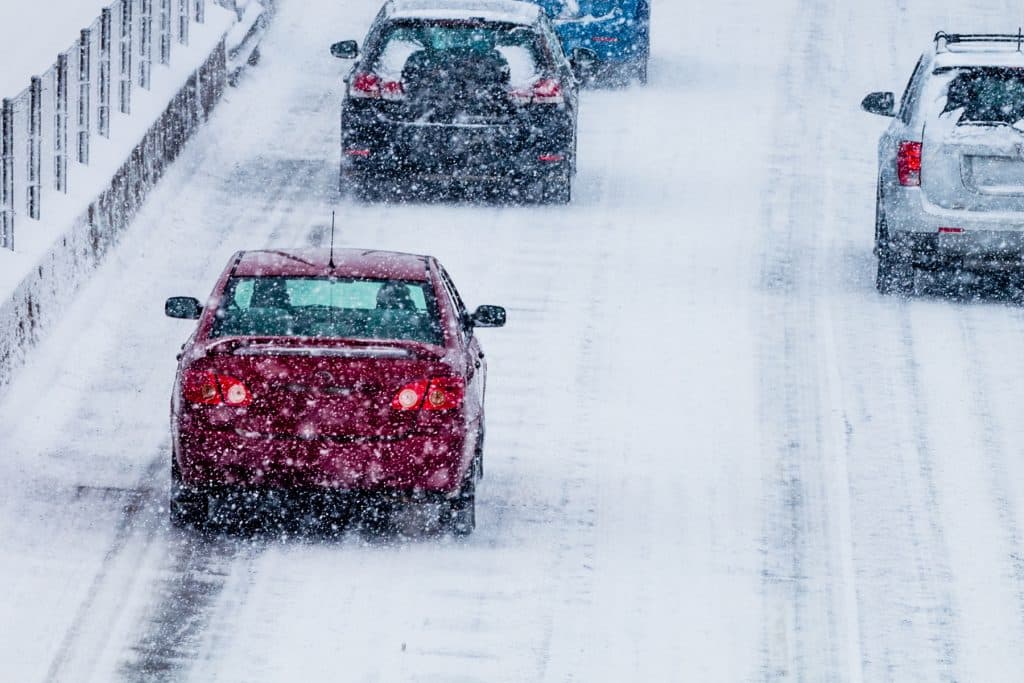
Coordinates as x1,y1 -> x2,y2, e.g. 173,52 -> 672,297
211,277 -> 443,345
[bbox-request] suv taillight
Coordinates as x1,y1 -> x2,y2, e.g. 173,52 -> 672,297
897,141 -> 922,186
392,378 -> 465,412
350,72 -> 404,101
183,371 -> 252,407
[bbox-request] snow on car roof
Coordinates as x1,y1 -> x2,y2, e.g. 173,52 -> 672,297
933,49 -> 1024,70
387,0 -> 541,25
232,248 -> 432,281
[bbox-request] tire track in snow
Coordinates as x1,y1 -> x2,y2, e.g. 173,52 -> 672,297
957,315 -> 1024,634
117,536 -> 248,682
892,312 -> 961,678
755,0 -> 863,679
108,87 -> 343,680
43,457 -> 166,683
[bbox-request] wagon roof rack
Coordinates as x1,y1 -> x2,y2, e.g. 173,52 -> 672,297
935,30 -> 1024,53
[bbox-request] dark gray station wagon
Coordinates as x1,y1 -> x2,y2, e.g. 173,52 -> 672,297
331,0 -> 584,203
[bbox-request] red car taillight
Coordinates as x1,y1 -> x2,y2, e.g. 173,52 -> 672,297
392,380 -> 429,410
392,378 -> 465,412
424,377 -> 465,411
183,371 -> 253,407
897,141 -> 922,186
350,72 -> 404,101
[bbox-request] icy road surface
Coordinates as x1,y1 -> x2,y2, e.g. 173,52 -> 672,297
3,0 -> 1024,680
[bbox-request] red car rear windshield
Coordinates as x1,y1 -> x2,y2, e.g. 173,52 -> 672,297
211,277 -> 444,345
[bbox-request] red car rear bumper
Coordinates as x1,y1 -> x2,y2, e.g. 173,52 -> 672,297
176,427 -> 469,495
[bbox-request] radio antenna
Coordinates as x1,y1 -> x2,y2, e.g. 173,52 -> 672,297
329,210 -> 336,269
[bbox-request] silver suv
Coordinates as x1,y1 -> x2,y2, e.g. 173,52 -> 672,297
863,32 -> 1024,294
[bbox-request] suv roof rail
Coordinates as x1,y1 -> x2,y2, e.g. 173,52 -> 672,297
935,29 -> 1024,53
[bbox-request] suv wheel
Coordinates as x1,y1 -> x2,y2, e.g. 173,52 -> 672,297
874,185 -> 915,296
876,250 -> 915,296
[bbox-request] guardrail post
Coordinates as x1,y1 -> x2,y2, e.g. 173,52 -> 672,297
195,0 -> 205,24
28,77 -> 42,219
1,99 -> 13,250
178,0 -> 189,45
160,0 -> 172,64
79,29 -> 91,164
120,0 -> 133,114
140,0 -> 153,89
55,53 -> 69,193
99,8 -> 112,137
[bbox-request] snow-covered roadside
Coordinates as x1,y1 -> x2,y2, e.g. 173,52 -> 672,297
0,6 -> 235,397
0,2 -> 113,98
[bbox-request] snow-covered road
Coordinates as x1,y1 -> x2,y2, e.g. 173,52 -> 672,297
3,0 -> 1024,680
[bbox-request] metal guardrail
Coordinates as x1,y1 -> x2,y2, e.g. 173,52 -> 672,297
0,0 -> 210,251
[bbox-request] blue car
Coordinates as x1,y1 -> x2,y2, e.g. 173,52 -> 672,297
532,0 -> 650,83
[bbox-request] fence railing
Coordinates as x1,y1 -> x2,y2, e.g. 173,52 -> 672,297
0,0 -> 210,251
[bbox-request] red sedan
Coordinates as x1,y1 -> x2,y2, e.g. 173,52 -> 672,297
165,248 -> 505,534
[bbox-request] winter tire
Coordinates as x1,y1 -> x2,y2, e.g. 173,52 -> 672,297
446,466 -> 477,537
170,459 -> 208,530
874,184 -> 914,296
543,173 -> 572,205
876,250 -> 915,296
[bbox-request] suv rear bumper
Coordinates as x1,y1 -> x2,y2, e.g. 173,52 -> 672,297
883,187 -> 1024,268
885,230 -> 1024,269
885,186 -> 1024,234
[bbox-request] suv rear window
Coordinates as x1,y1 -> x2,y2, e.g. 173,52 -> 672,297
211,277 -> 443,344
936,67 -> 1024,125
372,21 -> 545,89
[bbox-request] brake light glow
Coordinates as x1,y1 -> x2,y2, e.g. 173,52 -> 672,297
381,80 -> 404,101
350,72 -> 404,100
393,380 -> 428,410
350,72 -> 381,98
538,154 -> 564,162
183,371 -> 252,407
938,227 -> 964,234
392,378 -> 465,411
424,377 -> 465,411
897,141 -> 922,186
532,78 -> 564,105
346,149 -> 371,157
